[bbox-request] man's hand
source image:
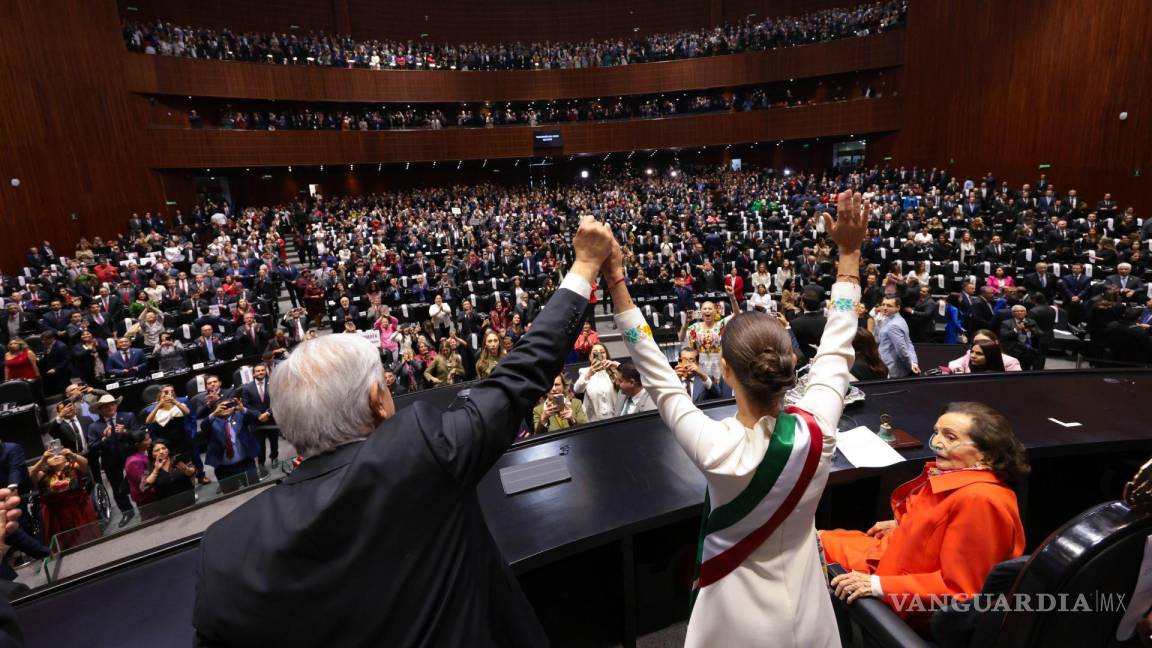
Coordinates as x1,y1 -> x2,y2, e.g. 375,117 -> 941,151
571,216 -> 616,284
258,411 -> 271,423
600,237 -> 624,283
866,519 -> 897,539
911,363 -> 921,375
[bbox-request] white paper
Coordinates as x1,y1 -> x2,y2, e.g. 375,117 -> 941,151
192,362 -> 205,370
836,426 -> 905,468
239,365 -> 254,385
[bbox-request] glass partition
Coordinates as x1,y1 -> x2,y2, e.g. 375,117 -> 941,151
41,467 -> 276,582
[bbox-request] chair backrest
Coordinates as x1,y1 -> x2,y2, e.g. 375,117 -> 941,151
0,380 -> 35,406
977,500 -> 1152,647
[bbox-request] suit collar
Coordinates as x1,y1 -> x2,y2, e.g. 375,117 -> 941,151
282,441 -> 363,484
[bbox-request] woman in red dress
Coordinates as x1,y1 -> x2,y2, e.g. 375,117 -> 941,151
31,449 -> 102,550
4,338 -> 40,381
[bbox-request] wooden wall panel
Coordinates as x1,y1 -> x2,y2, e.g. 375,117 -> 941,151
124,31 -> 904,103
0,0 -> 165,273
142,98 -> 900,168
894,0 -> 1150,212
119,0 -> 338,34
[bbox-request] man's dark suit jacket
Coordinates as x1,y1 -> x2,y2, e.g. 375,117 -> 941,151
193,283 -> 589,647
47,415 -> 93,454
1022,272 -> 1058,299
791,311 -> 828,361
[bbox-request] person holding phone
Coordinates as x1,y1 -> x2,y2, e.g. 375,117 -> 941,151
531,374 -> 587,435
573,343 -> 620,421
141,439 -> 196,501
200,397 -> 261,483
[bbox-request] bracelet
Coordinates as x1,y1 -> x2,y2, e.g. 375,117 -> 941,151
836,274 -> 861,284
609,275 -> 627,289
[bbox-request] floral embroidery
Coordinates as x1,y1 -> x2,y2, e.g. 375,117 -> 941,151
623,323 -> 653,344
832,297 -> 857,313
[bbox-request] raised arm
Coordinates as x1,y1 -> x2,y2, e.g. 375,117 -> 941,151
430,217 -> 615,486
795,192 -> 866,433
606,248 -> 729,468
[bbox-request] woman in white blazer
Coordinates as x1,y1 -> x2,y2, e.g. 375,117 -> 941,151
571,343 -> 619,421
602,191 -> 867,647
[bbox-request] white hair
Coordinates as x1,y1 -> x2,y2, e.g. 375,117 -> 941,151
1118,262 -> 1132,271
270,333 -> 383,458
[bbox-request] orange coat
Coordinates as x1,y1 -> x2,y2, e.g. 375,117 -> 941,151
821,463 -> 1025,623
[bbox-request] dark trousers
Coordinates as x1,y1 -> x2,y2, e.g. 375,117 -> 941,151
256,427 -> 280,464
214,458 -> 258,485
93,454 -> 132,513
283,282 -> 301,307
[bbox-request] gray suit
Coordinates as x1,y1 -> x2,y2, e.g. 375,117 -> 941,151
877,314 -> 918,378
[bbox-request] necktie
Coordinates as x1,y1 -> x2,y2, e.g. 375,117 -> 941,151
122,351 -> 129,366
224,417 -> 235,459
71,419 -> 85,452
249,325 -> 256,341
621,398 -> 632,416
1041,275 -> 1046,287
1144,312 -> 1152,325
257,381 -> 265,403
207,340 -> 215,361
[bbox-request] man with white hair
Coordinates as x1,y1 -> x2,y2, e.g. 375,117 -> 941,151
194,217 -> 617,647
1105,262 -> 1146,302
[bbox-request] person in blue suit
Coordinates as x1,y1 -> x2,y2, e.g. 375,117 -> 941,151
104,338 -> 148,379
200,397 -> 261,483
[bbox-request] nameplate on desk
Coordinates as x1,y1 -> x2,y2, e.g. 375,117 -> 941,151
192,363 -> 205,370
105,382 -> 120,390
499,455 -> 571,495
151,372 -> 165,379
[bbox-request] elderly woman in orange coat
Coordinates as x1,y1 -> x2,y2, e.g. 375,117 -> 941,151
820,402 -> 1029,631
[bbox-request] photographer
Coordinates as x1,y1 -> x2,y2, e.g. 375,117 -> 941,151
572,343 -> 619,421
674,348 -> 721,402
141,439 -> 197,501
200,396 -> 261,483
530,375 -> 587,435
998,305 -> 1042,370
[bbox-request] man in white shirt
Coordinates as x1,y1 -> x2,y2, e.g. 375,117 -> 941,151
612,362 -> 656,416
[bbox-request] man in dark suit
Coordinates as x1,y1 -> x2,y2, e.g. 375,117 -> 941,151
85,394 -> 138,526
982,235 -> 1011,265
1106,263 -> 1146,303
1060,262 -> 1091,323
675,349 -> 721,402
967,286 -> 996,336
1022,262 -> 1058,301
105,337 -> 148,380
999,305 -> 1042,371
234,312 -> 269,359
1026,294 -> 1061,370
48,400 -> 93,454
0,304 -> 31,346
38,330 -> 72,397
193,218 -> 613,647
791,286 -> 828,362
239,364 -> 277,467
195,324 -> 233,364
38,300 -> 72,335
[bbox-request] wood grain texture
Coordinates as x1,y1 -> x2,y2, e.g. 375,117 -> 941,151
0,0 -> 165,273
142,98 -> 900,168
895,0 -> 1150,211
123,31 -> 905,103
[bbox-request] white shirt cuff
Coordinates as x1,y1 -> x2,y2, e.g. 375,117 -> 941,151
870,574 -> 884,597
701,375 -> 713,389
559,273 -> 593,300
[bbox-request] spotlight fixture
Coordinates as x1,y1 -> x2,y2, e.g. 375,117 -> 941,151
405,162 -> 410,170
670,170 -> 679,177
645,168 -> 654,176
580,170 -> 589,179
783,168 -> 792,177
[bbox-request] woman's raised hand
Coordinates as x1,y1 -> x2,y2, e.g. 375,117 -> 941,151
824,190 -> 867,252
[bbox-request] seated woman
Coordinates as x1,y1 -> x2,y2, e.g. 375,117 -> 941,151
822,402 -> 1028,631
529,375 -> 587,436
572,343 -> 619,422
948,329 -> 1022,372
953,339 -> 1006,373
30,448 -> 101,549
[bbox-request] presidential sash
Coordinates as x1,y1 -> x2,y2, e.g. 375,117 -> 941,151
690,406 -> 824,607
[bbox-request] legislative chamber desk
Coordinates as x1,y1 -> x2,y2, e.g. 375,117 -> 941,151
13,370 -> 1152,647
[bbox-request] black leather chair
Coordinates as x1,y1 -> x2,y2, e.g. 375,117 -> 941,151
828,500 -> 1152,647
0,380 -> 35,406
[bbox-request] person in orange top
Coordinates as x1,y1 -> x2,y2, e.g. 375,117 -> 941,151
820,401 -> 1029,631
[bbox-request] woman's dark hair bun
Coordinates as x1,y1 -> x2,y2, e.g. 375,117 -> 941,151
749,350 -> 790,389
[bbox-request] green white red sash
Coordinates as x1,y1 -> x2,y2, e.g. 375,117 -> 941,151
691,406 -> 824,604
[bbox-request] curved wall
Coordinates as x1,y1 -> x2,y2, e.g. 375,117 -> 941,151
145,98 -> 900,168
125,31 -> 904,103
